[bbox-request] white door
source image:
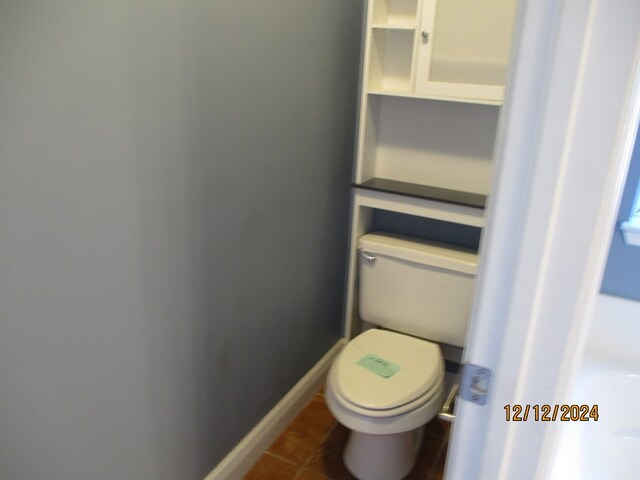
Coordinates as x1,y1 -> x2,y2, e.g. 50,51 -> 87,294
445,0 -> 640,479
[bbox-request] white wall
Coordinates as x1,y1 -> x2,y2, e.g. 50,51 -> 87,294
0,1 -> 363,479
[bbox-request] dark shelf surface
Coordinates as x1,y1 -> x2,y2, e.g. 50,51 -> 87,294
355,178 -> 486,209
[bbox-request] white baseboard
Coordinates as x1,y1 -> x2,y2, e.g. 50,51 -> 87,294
204,339 -> 345,480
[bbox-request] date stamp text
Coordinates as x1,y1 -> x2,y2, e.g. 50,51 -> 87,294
504,404 -> 599,421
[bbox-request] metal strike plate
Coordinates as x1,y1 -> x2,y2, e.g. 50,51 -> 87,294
459,363 -> 492,406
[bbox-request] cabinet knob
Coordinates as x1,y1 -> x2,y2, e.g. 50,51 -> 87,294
421,30 -> 430,41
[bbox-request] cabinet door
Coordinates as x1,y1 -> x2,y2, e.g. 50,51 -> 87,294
414,0 -> 517,103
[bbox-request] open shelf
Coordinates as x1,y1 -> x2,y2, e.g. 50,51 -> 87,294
372,0 -> 419,27
356,95 -> 499,195
367,28 -> 415,93
356,178 -> 486,209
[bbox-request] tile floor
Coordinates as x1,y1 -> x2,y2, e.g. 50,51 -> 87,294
244,389 -> 451,480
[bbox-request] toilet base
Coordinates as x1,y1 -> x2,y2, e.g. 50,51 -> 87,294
343,426 -> 424,480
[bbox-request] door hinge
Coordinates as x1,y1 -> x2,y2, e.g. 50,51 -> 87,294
459,363 -> 492,406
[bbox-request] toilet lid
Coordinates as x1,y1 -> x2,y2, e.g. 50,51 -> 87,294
334,329 -> 443,411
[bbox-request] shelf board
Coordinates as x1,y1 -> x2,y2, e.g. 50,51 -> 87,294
366,89 -> 502,107
355,178 -> 486,209
367,88 -> 414,97
371,23 -> 416,30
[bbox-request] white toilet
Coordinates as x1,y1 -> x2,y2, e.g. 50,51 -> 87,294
325,232 -> 478,480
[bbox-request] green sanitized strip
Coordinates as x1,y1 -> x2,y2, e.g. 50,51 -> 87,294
356,353 -> 401,378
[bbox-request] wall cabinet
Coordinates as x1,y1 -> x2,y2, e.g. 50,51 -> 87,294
366,0 -> 517,103
343,0 -> 517,339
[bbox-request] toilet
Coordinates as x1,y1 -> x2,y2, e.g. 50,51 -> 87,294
325,232 -> 478,480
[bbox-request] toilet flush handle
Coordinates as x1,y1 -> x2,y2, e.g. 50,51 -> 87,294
357,248 -> 376,263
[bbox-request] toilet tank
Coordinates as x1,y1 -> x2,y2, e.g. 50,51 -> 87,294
358,232 -> 478,348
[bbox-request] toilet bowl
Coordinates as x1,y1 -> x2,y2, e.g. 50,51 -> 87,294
325,328 -> 445,480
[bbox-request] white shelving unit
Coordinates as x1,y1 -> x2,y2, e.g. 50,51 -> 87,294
343,0 -> 517,338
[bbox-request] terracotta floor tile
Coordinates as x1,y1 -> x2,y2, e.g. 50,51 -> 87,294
288,394 -> 337,438
269,428 -> 322,465
244,453 -> 298,480
305,424 -> 357,480
295,469 -> 330,480
268,394 -> 337,465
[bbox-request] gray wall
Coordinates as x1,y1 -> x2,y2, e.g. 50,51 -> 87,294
601,124 -> 640,301
0,1 -> 362,479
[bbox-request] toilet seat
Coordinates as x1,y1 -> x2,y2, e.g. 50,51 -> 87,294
330,329 -> 444,418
